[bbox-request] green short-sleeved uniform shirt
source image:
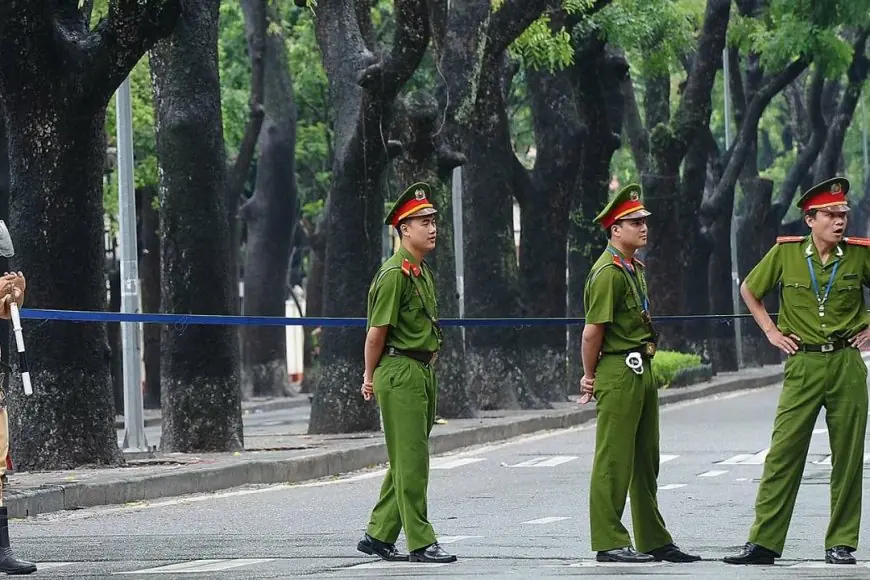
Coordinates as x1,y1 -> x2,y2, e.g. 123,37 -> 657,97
367,246 -> 441,353
584,244 -> 654,353
744,236 -> 870,344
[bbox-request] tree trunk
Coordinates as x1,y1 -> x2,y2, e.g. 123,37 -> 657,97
391,92 -> 475,419
300,225 -> 324,395
240,1 -> 298,398
461,61 -> 540,410
521,58 -> 583,404
150,0 -> 243,452
109,263 -> 124,413
307,0 -> 428,433
138,185 -> 162,409
3,98 -> 122,469
0,0 -> 180,470
642,0 -> 730,343
567,43 -> 627,388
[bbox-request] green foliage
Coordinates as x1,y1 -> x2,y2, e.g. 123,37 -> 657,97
592,0 -> 703,76
493,0 -> 600,72
728,0 -> 870,75
652,350 -> 702,388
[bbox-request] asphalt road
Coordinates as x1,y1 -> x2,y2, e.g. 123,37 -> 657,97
18,371 -> 870,578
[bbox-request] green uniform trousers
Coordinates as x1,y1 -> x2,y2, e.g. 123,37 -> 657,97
589,353 -> 674,553
748,347 -> 868,555
366,354 -> 438,552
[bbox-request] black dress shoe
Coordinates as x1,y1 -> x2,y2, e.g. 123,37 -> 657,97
596,547 -> 656,563
826,546 -> 856,564
646,543 -> 701,562
409,543 -> 457,563
722,542 -> 778,565
357,534 -> 408,562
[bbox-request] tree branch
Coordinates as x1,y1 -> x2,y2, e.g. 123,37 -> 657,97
85,0 -> 181,105
230,0 -> 268,203
668,0 -> 731,155
357,0 -> 429,101
621,72 -> 649,174
773,67 -> 826,215
814,29 -> 870,181
488,0 -> 613,58
701,56 -> 810,219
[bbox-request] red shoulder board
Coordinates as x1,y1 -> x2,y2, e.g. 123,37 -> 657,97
400,259 -> 421,277
845,237 -> 870,247
776,236 -> 804,244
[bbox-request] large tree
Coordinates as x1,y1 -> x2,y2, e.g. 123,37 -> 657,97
0,0 -> 180,470
239,0 -> 299,398
150,0 -> 243,452
307,0 -> 429,433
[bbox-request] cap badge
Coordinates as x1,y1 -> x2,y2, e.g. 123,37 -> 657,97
629,191 -> 639,201
832,183 -> 842,193
414,189 -> 426,200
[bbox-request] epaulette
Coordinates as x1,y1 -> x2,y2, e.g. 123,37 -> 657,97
845,237 -> 870,247
776,236 -> 805,244
400,258 -> 421,277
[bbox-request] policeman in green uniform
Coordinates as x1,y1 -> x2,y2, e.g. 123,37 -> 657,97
581,184 -> 701,564
355,182 -> 456,565
724,176 -> 870,566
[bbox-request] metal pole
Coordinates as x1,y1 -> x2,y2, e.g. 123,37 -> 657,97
862,96 -> 867,192
724,48 -> 744,369
116,75 -> 148,453
452,167 -> 465,343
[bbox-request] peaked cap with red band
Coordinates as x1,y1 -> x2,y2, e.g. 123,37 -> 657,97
593,183 -> 651,230
797,176 -> 851,213
385,182 -> 438,227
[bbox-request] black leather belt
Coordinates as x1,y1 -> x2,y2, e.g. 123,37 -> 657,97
386,346 -> 438,365
602,342 -> 657,359
797,338 -> 852,353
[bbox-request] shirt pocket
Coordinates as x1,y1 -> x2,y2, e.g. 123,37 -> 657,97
829,273 -> 862,314
402,287 -> 425,312
781,278 -> 813,309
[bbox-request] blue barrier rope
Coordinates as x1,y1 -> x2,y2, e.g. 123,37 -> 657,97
17,308 -> 760,327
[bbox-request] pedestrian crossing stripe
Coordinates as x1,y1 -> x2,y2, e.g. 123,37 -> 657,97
431,457 -> 486,470
347,561 -> 451,569
787,561 -> 870,568
509,456 -> 578,467
116,559 -> 274,574
717,449 -> 769,465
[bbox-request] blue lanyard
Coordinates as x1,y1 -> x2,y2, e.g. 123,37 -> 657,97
806,256 -> 839,311
607,247 -> 649,312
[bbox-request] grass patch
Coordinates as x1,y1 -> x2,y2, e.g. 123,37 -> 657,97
652,350 -> 703,388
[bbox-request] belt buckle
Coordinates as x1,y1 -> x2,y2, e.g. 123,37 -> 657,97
821,343 -> 834,353
643,343 -> 657,358
429,352 -> 438,365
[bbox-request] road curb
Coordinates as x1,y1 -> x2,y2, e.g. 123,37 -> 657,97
13,368 -> 783,519
113,396 -> 312,429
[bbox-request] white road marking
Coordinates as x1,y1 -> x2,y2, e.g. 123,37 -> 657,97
812,428 -> 827,434
717,449 -> 768,465
523,516 -> 571,525
660,454 -> 679,463
117,559 -> 273,574
658,484 -> 687,490
431,457 -> 486,470
347,561 -> 449,569
698,470 -> 728,478
788,561 -> 870,568
438,535 -> 483,544
560,561 -> 667,568
736,478 -> 749,482
34,562 -> 75,570
510,455 -> 578,467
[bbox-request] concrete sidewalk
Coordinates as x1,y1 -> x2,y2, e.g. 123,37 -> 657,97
113,394 -> 312,429
7,364 -> 784,519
